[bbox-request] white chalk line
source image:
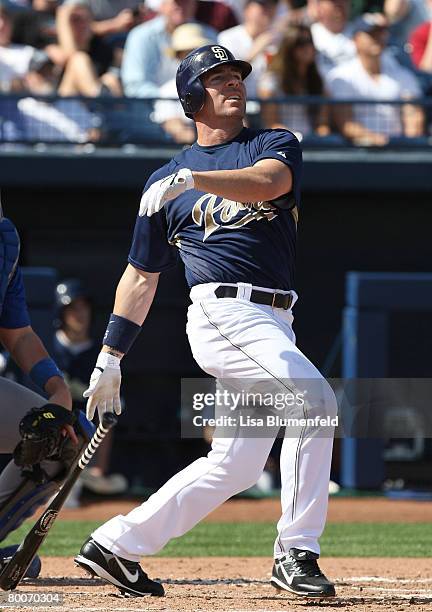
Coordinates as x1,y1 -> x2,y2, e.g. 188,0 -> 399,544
369,587 -> 432,595
17,575 -> 432,610
340,576 -> 432,584
65,573 -> 432,586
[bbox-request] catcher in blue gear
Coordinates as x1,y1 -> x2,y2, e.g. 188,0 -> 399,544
0,205 -> 93,579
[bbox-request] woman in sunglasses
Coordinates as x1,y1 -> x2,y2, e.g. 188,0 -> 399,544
258,24 -> 330,139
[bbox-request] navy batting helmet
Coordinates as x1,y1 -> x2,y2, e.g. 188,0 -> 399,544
176,45 -> 252,119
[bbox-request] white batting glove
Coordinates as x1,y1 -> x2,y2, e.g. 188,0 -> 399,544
83,352 -> 122,422
139,168 -> 194,217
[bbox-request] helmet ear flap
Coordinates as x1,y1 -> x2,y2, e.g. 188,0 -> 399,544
183,79 -> 205,117
183,92 -> 194,119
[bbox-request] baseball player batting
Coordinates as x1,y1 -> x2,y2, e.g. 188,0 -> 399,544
75,44 -> 337,599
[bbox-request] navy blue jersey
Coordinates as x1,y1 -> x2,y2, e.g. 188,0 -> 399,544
129,128 -> 302,290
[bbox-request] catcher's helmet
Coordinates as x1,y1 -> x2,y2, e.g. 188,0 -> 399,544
176,45 -> 252,118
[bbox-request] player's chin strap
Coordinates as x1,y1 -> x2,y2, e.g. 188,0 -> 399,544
0,411 -> 95,543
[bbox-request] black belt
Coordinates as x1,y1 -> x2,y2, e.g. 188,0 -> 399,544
214,285 -> 293,310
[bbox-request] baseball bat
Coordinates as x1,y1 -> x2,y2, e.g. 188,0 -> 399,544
0,412 -> 117,591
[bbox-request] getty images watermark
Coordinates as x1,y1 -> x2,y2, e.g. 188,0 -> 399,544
181,379 -> 339,438
192,412 -> 338,429
191,389 -> 338,429
192,389 -> 306,411
182,377 -> 432,440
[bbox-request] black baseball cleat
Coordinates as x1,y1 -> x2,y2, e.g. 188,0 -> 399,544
271,548 -> 335,598
74,537 -> 164,597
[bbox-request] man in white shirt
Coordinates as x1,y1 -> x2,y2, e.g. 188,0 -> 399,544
310,0 -> 356,79
217,0 -> 279,99
0,5 -> 37,92
327,13 -> 424,145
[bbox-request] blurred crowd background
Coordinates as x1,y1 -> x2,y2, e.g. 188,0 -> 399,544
1,0 -> 432,145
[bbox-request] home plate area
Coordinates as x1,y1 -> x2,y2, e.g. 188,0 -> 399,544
6,557 -> 431,612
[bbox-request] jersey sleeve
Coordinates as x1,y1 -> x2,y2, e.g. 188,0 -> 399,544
0,267 -> 31,329
253,129 -> 303,208
128,167 -> 178,272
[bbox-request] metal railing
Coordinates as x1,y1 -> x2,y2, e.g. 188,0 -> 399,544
0,94 -> 431,147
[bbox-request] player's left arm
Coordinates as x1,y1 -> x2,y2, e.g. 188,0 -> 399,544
0,267 -> 72,409
0,325 -> 77,443
0,326 -> 72,409
0,265 -> 76,440
1,326 -> 56,377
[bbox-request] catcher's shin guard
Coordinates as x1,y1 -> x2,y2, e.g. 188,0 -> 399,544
0,411 -> 94,542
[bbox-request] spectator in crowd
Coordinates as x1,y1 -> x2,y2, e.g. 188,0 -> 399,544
18,50 -> 95,141
310,0 -> 356,78
218,0 -> 279,99
88,0 -> 143,23
53,279 -> 128,497
121,0 -> 216,98
195,0 -> 238,32
12,0 -> 59,54
88,0 -> 144,38
385,0 -> 428,47
2,49 -> 102,142
19,48 -> 60,94
0,4 -> 39,92
152,22 -> 212,142
55,0 -> 122,96
258,24 -> 330,138
13,0 -> 152,53
408,0 -> 432,73
343,0 -> 384,20
327,13 -> 424,145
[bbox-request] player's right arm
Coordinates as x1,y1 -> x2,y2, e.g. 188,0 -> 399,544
84,166 -> 177,422
109,264 -> 160,332
84,265 -> 160,421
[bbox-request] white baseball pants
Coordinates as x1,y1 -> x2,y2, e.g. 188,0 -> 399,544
92,283 -> 337,560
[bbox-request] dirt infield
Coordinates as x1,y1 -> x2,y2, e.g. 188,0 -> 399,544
4,498 -> 432,611
9,556 -> 432,611
61,496 -> 432,523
